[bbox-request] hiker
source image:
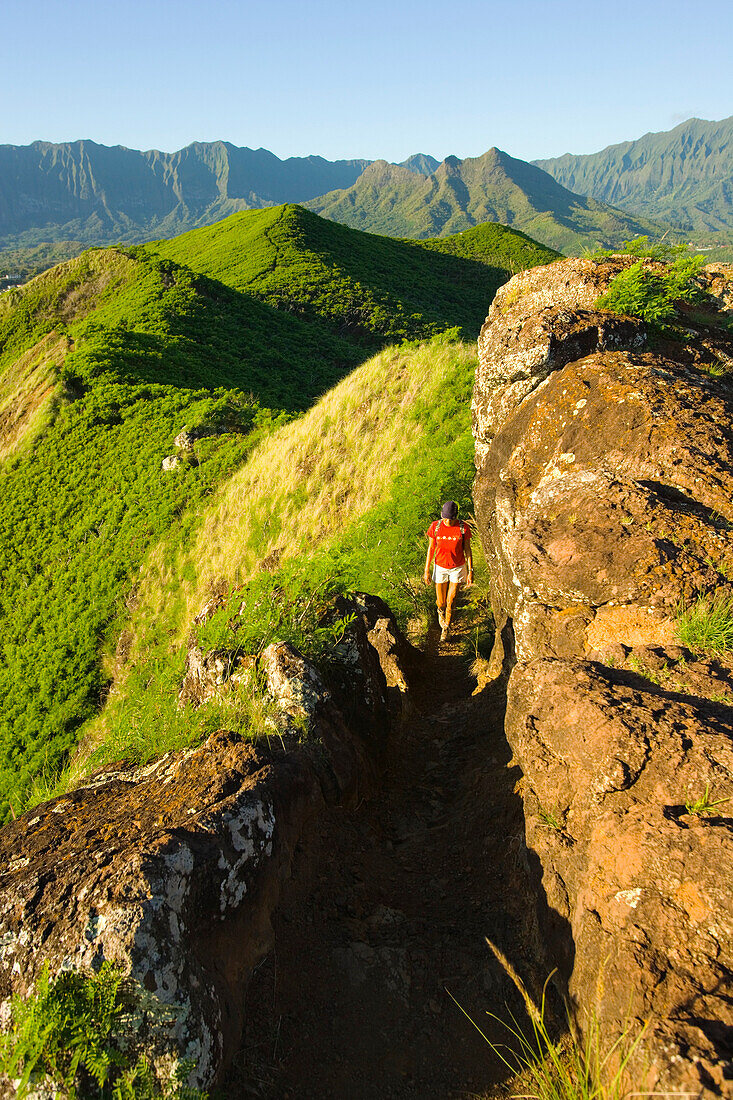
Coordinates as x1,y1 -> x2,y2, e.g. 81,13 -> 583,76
424,501 -> 473,641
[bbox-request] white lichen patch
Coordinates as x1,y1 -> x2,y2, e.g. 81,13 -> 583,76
163,846 -> 195,915
615,887 -> 642,909
218,798 -> 275,914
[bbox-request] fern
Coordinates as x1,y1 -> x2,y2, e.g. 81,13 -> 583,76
0,963 -> 205,1099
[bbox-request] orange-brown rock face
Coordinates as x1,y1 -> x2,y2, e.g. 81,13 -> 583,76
473,258 -> 733,1094
0,595 -> 410,1091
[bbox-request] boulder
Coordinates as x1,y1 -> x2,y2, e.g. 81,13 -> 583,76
0,597 -> 414,1092
473,257 -> 733,1094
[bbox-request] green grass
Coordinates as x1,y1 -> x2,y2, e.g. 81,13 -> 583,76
455,942 -> 650,1100
52,336 -> 484,788
0,963 -> 204,1099
0,203 -> 549,819
677,590 -> 733,654
152,204 -> 558,343
685,783 -> 730,817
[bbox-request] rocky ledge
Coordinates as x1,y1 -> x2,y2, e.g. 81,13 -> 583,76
473,257 -> 733,1095
0,594 -> 415,1092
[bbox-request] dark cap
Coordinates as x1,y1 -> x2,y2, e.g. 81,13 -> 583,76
441,500 -> 458,519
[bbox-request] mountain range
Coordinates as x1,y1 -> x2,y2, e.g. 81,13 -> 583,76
304,149 -> 661,253
535,116 -> 733,234
1,117 -> 731,274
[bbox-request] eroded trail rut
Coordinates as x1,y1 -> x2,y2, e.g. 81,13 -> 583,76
236,612 -> 537,1099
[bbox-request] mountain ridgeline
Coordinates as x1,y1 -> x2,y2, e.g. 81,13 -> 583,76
535,115 -> 733,234
0,140 -> 440,255
0,140 -> 370,248
305,148 -> 664,253
0,135 -> 677,271
0,206 -> 557,820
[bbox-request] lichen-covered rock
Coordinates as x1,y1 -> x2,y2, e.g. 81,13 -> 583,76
472,258 -> 733,1094
0,597 -> 414,1091
178,645 -> 252,708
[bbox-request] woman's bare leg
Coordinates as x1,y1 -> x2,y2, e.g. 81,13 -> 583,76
445,581 -> 461,628
435,581 -> 448,618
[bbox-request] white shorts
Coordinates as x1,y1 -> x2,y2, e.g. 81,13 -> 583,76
433,563 -> 467,584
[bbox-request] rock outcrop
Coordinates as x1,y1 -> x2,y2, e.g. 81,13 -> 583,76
473,257 -> 733,1094
0,594 -> 414,1092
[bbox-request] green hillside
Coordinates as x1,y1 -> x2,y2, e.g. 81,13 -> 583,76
305,150 -> 666,254
0,207 -> 556,820
152,203 -> 558,338
535,116 -> 733,236
52,336 -> 484,792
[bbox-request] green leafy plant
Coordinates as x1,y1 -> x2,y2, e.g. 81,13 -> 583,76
685,783 -> 730,817
0,963 -> 205,1099
595,254 -> 705,325
677,590 -> 733,654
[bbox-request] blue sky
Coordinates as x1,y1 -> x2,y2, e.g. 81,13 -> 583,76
3,0 -> 731,161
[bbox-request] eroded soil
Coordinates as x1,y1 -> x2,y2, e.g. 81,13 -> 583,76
227,603 -> 541,1099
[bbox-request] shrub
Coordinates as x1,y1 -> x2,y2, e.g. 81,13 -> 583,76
0,963 -> 205,1099
595,255 -> 704,325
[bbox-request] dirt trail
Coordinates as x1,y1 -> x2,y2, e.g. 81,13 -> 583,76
233,605 -> 537,1099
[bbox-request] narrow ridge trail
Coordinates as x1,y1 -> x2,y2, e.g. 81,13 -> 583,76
236,607 -> 537,1099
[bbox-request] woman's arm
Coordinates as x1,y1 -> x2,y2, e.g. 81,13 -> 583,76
465,544 -> 474,586
424,537 -> 436,585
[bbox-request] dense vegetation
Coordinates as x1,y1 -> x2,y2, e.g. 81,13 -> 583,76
0,208 -> 554,819
304,150 -> 664,254
151,204 -> 558,339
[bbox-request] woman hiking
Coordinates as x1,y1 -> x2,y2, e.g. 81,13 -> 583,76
424,501 -> 473,642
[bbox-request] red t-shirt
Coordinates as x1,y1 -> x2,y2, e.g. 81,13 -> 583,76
427,519 -> 471,568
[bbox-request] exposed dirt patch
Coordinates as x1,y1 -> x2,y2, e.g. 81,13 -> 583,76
228,604 -> 541,1099
0,331 -> 68,460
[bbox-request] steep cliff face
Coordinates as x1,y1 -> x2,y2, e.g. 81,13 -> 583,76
0,140 -> 369,246
0,595 -> 412,1091
473,257 -> 733,1094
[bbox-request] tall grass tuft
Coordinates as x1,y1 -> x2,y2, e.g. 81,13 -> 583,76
449,939 -> 655,1100
677,590 -> 733,655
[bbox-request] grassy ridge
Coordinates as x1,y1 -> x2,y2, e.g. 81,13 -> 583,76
0,207 -> 555,817
69,335 -> 483,780
152,203 -> 558,340
0,248 -> 298,819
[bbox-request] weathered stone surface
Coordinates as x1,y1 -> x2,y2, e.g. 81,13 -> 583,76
473,257 -> 733,1093
178,645 -> 252,708
0,597 -> 414,1091
510,658 -> 733,1093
